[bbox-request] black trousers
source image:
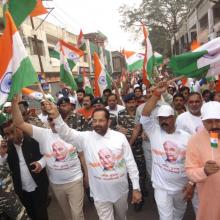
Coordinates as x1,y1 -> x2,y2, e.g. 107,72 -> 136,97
20,187 -> 48,220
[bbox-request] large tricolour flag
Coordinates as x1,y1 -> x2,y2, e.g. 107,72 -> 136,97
123,50 -> 144,72
169,37 -> 220,78
52,40 -> 84,69
0,11 -> 38,105
94,52 -> 111,97
3,0 -> 47,27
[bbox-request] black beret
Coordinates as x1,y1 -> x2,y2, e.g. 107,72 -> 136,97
123,93 -> 135,103
57,97 -> 70,106
92,97 -> 104,105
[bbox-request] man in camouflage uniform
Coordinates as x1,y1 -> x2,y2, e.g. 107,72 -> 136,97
18,101 -> 46,128
117,93 -> 147,211
0,138 -> 29,220
57,97 -> 84,130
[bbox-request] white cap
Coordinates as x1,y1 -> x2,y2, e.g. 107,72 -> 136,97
157,105 -> 174,117
201,101 -> 220,121
3,102 -> 11,108
134,84 -> 140,89
69,97 -> 76,105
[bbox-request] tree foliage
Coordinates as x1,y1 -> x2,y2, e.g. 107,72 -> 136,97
119,0 -> 192,55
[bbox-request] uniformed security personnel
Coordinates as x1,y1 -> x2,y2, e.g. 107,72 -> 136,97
117,93 -> 147,211
0,140 -> 30,220
57,97 -> 84,130
18,101 -> 46,128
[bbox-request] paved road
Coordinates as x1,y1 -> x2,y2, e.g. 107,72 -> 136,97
48,189 -> 195,220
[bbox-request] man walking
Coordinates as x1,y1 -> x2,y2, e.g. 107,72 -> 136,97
45,103 -> 142,220
140,81 -> 194,220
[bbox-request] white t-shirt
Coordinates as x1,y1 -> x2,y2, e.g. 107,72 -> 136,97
140,115 -> 190,193
176,111 -> 203,135
106,105 -> 125,117
53,115 -> 140,203
32,126 -> 82,184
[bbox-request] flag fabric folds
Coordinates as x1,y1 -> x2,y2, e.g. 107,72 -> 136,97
54,40 -> 84,69
94,52 -> 111,97
30,0 -> 48,17
22,88 -> 43,100
123,50 -> 144,72
83,68 -> 93,95
3,0 -> 47,28
154,52 -> 163,66
77,29 -> 86,51
60,48 -> 78,91
0,11 -> 38,105
169,37 -> 220,79
142,24 -> 153,86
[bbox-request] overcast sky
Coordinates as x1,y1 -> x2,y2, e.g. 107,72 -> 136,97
44,0 -> 143,51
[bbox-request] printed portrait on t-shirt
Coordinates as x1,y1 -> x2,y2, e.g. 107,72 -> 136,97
52,140 -> 69,162
163,140 -> 184,164
98,148 -> 115,171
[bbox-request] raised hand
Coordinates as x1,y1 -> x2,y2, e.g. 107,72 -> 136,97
43,101 -> 60,119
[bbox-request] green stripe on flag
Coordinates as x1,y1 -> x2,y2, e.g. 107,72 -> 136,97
49,48 -> 60,60
128,60 -> 144,72
60,64 -> 78,91
49,49 -> 76,70
169,50 -> 209,78
8,57 -> 38,100
8,0 -> 37,27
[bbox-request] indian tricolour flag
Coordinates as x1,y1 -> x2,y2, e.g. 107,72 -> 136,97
77,29 -> 86,51
3,0 -> 47,27
169,37 -> 220,78
210,132 -> 218,148
123,50 -> 144,72
0,11 -> 38,105
22,88 -> 43,100
142,24 -> 154,86
52,40 -> 84,70
94,52 -> 111,97
82,68 -> 93,95
60,48 -> 78,91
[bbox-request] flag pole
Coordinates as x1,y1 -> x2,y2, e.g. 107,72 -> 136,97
30,17 -> 45,79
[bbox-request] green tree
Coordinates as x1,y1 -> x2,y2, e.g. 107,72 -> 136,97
119,0 -> 192,56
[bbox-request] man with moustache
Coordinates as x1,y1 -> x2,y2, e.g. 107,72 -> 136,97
44,102 -> 142,220
185,101 -> 220,220
176,92 -> 203,134
172,93 -> 186,116
140,81 -> 194,220
176,92 -> 204,214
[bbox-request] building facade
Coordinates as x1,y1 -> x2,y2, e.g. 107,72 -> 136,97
172,0 -> 220,54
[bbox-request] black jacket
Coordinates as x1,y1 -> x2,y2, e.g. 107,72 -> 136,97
7,135 -> 48,197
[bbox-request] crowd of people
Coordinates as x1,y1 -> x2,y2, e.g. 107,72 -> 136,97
0,74 -> 220,220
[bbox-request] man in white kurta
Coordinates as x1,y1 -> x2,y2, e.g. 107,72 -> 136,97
45,105 -> 142,220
